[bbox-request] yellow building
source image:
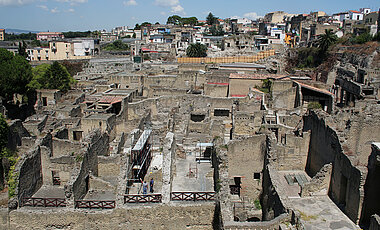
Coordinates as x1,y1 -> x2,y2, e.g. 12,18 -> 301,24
0,29 -> 4,41
27,41 -> 91,61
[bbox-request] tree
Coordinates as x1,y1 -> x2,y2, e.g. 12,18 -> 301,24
210,25 -> 224,36
28,62 -> 75,92
27,63 -> 50,90
0,48 -> 32,100
182,17 -> 198,26
134,24 -> 141,30
318,29 -> 338,52
186,43 -> 207,57
18,41 -> 28,58
132,33 -> 136,38
45,62 -> 75,92
206,12 -> 218,25
167,15 -> 182,25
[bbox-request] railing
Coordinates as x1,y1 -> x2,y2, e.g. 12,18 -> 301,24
171,192 -> 215,201
22,197 -> 66,207
124,194 -> 162,203
75,200 -> 116,209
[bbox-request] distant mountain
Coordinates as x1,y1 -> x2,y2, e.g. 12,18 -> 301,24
4,28 -> 40,34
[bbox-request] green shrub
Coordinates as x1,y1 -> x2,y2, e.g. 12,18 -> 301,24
307,102 -> 322,110
254,199 -> 262,209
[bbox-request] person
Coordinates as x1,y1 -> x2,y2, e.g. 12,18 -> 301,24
150,178 -> 154,193
142,181 -> 148,194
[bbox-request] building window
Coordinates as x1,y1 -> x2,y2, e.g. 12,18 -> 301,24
254,173 -> 261,180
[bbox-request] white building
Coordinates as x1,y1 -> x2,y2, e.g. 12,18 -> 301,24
360,8 -> 371,15
73,39 -> 95,56
349,10 -> 364,21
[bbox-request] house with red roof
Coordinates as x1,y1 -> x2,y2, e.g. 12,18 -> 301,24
349,10 -> 364,21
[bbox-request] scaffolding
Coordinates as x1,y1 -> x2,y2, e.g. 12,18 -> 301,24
126,129 -> 152,194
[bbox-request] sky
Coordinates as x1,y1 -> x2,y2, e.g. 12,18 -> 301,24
0,0 -> 379,32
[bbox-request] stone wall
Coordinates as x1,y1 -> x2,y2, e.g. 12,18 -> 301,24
65,130 -> 107,202
261,165 -> 286,221
227,135 -> 266,201
7,119 -> 31,151
369,215 -> 380,230
8,204 -> 214,230
204,84 -> 228,97
303,110 -> 367,224
303,111 -> 341,176
224,213 -> 290,230
272,132 -> 310,171
98,155 -> 121,177
52,139 -> 83,158
360,144 -> 380,226
15,146 -> 43,206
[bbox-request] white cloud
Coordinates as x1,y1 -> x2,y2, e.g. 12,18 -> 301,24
123,0 -> 137,6
37,4 -> 48,10
160,11 -> 166,16
155,0 -> 184,15
154,0 -> 178,7
50,6 -> 59,13
243,12 -> 263,20
0,0 -> 35,6
67,8 -> 74,12
171,5 -> 184,14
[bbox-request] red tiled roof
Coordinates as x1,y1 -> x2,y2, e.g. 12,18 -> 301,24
229,73 -> 287,80
294,81 -> 334,96
250,88 -> 265,94
98,96 -> 123,104
230,94 -> 247,98
350,10 -> 361,13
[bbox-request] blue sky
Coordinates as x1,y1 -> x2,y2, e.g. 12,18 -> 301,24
0,0 -> 379,32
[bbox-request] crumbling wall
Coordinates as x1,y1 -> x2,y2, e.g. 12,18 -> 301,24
204,84 -> 228,97
303,111 -> 341,176
261,165 -> 286,221
369,215 -> 380,230
7,119 -> 31,151
274,132 -> 310,171
52,138 -> 83,158
301,163 -> 332,197
233,111 -> 263,137
272,81 -> 297,110
303,110 -> 366,224
15,146 -> 43,206
227,135 -> 266,201
65,130 -> 105,202
360,144 -> 380,226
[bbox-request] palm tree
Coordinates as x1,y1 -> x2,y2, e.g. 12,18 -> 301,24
318,29 -> 338,52
186,43 -> 207,57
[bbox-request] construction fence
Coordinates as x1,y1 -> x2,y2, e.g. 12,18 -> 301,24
177,50 -> 275,64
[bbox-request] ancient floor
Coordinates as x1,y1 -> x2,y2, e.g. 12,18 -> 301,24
290,196 -> 360,229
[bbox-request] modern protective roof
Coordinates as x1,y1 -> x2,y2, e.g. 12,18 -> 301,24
132,129 -> 152,151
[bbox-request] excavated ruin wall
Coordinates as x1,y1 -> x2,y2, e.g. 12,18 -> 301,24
8,204 -> 215,230
303,110 -> 366,224
303,111 -> 342,176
